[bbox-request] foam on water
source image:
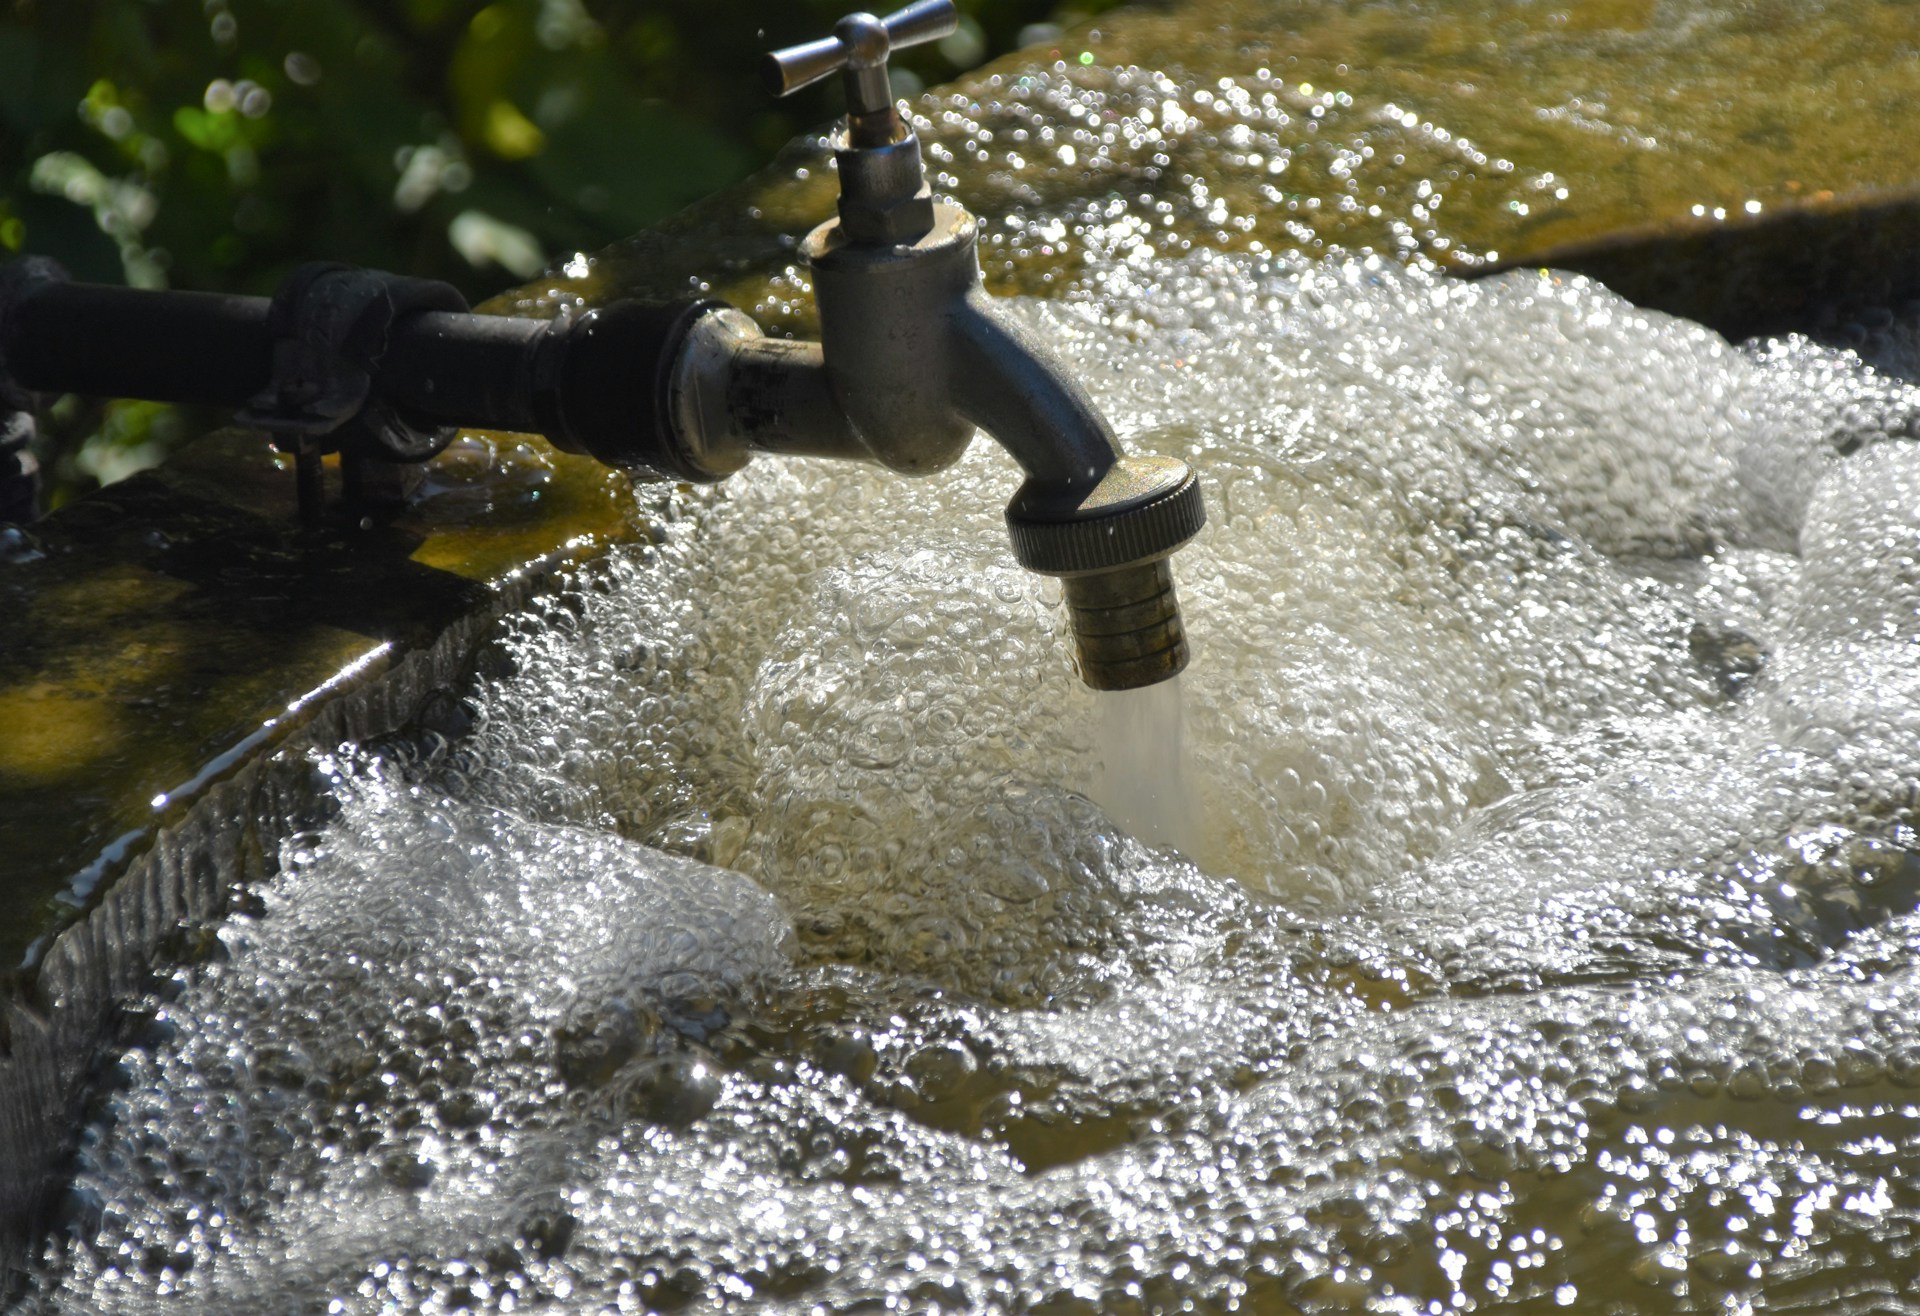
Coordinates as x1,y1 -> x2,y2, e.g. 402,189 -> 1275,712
30,252 -> 1920,1313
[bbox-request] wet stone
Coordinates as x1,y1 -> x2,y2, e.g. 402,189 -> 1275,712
584,0 -> 1920,341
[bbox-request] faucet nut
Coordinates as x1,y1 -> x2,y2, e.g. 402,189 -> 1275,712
839,186 -> 937,246
835,134 -> 937,245
1003,456 -> 1206,576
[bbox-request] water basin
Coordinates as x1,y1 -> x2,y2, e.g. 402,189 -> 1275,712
24,238 -> 1920,1310
13,1 -> 1920,1311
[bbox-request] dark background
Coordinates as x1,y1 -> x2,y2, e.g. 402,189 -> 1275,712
0,0 -> 1121,505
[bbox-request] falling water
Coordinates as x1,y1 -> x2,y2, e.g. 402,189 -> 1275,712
1091,677 -> 1199,855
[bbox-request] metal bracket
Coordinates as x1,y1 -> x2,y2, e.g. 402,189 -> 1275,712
237,264 -> 470,525
0,259 -> 66,524
239,263 -> 468,460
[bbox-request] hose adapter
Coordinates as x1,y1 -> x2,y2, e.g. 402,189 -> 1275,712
1005,456 -> 1207,690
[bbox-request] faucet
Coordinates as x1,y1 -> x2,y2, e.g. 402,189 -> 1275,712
0,1 -> 1204,691
660,1 -> 1207,690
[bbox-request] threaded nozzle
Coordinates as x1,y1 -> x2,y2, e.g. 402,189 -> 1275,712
1061,560 -> 1189,691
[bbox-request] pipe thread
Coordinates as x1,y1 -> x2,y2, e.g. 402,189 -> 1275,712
1062,560 -> 1190,691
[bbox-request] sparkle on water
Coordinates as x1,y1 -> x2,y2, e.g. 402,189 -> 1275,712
34,244 -> 1920,1314
31,247 -> 1920,1316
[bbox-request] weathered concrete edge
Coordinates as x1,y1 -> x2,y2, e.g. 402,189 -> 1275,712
0,535 -> 603,1290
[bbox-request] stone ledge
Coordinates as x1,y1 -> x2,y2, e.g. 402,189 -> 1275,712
0,499 -> 612,1278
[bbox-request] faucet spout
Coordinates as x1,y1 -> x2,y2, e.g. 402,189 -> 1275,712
948,288 -> 1120,492
661,191 -> 1205,690
947,289 -> 1204,689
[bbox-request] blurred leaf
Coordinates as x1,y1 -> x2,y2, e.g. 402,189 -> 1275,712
483,98 -> 545,159
172,105 -> 240,152
28,151 -> 164,286
448,208 -> 545,277
75,399 -> 185,486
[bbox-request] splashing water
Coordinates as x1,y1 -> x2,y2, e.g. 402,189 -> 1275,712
28,249 -> 1920,1314
1092,677 -> 1200,856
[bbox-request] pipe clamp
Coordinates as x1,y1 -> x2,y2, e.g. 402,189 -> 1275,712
237,264 -> 469,463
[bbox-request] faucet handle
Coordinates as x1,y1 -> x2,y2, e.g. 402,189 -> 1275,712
764,1 -> 957,124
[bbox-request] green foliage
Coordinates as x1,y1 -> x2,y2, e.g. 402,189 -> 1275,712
0,0 -> 1126,506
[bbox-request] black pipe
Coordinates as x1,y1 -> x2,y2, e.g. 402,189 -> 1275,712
369,299 -> 725,480
376,310 -> 549,436
0,265 -> 725,482
2,282 -> 274,408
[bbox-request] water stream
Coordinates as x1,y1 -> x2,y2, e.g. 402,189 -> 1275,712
26,249 -> 1920,1313
1093,679 -> 1199,856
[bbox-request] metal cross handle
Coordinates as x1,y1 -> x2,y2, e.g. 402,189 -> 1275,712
764,0 -> 957,136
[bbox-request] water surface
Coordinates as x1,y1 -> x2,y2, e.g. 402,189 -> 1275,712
30,247 -> 1920,1313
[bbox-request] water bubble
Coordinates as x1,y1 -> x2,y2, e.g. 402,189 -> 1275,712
38,241 -> 1920,1312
